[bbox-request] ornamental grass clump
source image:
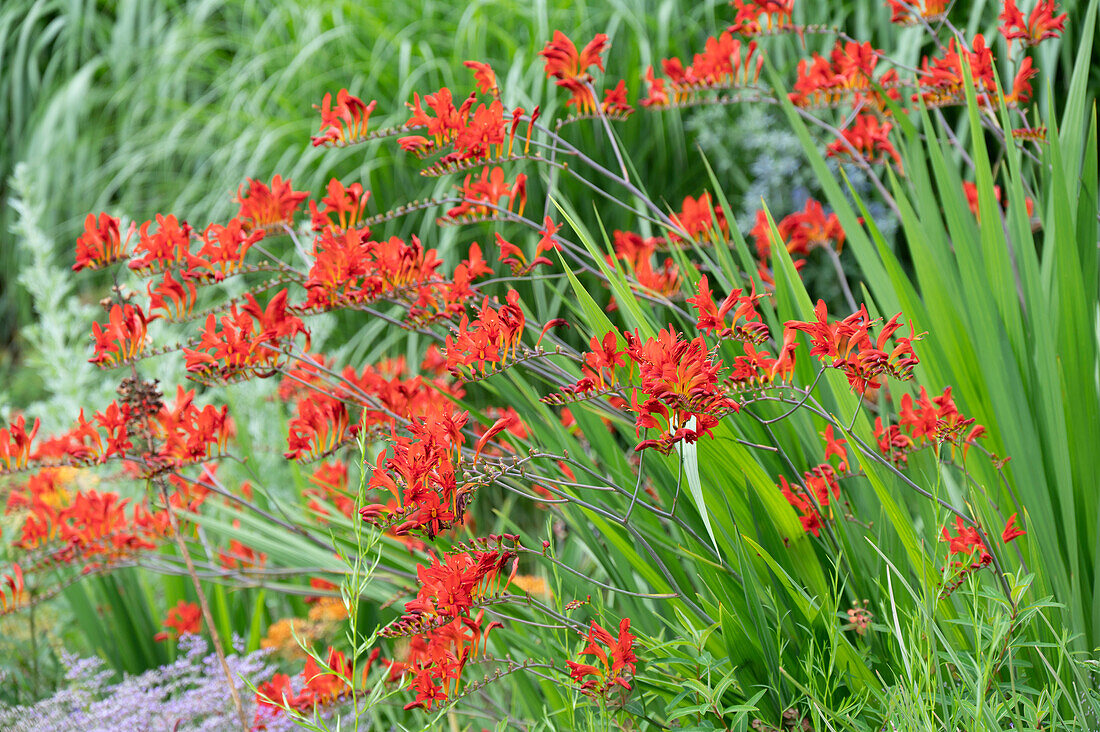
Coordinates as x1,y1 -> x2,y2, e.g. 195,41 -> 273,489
2,0 -> 1099,729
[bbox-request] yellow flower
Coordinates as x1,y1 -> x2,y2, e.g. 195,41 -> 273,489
511,574 -> 551,599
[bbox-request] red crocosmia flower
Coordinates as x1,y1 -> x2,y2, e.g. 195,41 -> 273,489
236,175 -> 308,231
601,79 -> 633,116
1,563 -> 24,614
537,217 -> 563,255
495,232 -> 548,276
874,416 -> 913,465
822,425 -> 849,472
1,416 -> 40,471
778,462 -> 843,536
725,335 -> 795,389
74,212 -> 134,271
91,303 -> 150,368
402,549 -> 517,620
751,199 -> 845,260
640,65 -> 670,108
445,166 -> 527,221
49,489 -> 164,564
687,275 -> 769,343
154,600 -> 201,642
464,60 -> 498,96
729,0 -> 794,34
827,114 -> 902,169
309,179 -> 370,233
219,536 -> 267,570
384,550 -> 515,709
151,387 -> 234,467
284,397 -> 359,462
785,300 -> 922,393
198,218 -> 263,280
312,89 -> 377,147
941,517 -> 991,566
253,646 -> 383,726
610,231 -> 680,298
539,31 -> 610,113
146,269 -> 198,321
304,461 -> 354,520
406,87 -> 468,145
1007,56 -> 1039,106
622,326 -> 740,453
917,35 -> 997,106
1002,513 -> 1026,543
445,292 -> 526,378
789,41 -> 898,109
128,214 -> 198,274
473,413 -> 520,465
892,385 -> 981,455
899,389 -> 938,442
654,33 -> 762,104
669,193 -> 728,243
567,618 -> 638,696
297,648 -> 357,709
387,609 -> 499,711
184,290 -> 308,382
1000,0 -> 1066,47
404,86 -> 511,166
551,330 -> 627,400
360,412 -> 470,538
586,331 -> 627,382
885,0 -> 948,24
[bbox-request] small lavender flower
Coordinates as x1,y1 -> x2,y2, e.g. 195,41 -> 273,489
0,636 -> 274,731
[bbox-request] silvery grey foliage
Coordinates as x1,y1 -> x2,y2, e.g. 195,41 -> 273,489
687,106 -> 898,241
0,635 -> 275,732
3,163 -> 195,433
2,164 -> 121,432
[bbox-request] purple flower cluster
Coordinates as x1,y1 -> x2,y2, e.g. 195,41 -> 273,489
0,635 -> 276,731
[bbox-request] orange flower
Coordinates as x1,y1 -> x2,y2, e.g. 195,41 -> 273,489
917,35 -> 996,106
567,617 -> 637,696
539,31 -> 610,113
463,60 -> 498,96
445,166 -> 527,221
91,304 -> 150,368
826,114 -> 902,169
1,416 -> 39,471
193,219 -> 258,281
750,199 -> 845,260
1002,513 -> 1026,543
128,214 -> 198,274
886,0 -> 948,24
687,275 -> 769,342
941,517 -> 991,565
154,600 -> 201,641
654,33 -> 762,103
146,269 -> 198,321
312,89 -> 377,147
729,0 -> 794,34
669,193 -> 728,243
309,179 -> 370,233
640,65 -> 669,108
1000,0 -> 1066,47
789,41 -> 900,110
183,290 -> 309,382
236,175 -> 308,231
73,213 -> 134,271
1,564 -> 25,615
601,79 -> 633,116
